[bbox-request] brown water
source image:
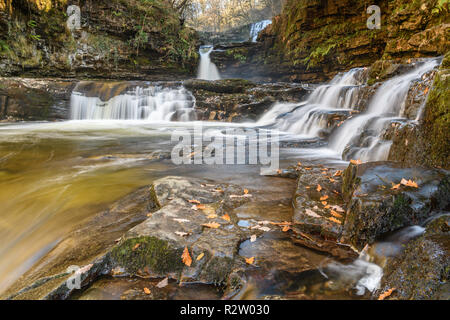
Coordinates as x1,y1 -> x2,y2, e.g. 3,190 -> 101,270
0,120 -> 302,295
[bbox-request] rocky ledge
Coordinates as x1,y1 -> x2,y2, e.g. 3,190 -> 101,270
184,78 -> 311,122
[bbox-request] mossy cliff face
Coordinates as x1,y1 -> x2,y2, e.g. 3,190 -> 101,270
0,0 -> 198,79
213,0 -> 449,82
388,52 -> 450,169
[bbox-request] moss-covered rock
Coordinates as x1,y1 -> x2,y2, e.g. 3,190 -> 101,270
111,236 -> 184,275
211,0 -> 449,83
388,52 -> 449,169
380,215 -> 449,300
0,0 -> 199,79
341,161 -> 450,250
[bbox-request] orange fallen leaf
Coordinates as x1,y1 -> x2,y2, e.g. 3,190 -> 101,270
329,178 -> 336,183
297,162 -> 302,167
304,167 -> 312,170
328,217 -> 342,224
196,204 -> 206,210
277,169 -> 282,174
330,210 -> 343,218
221,213 -> 231,222
321,201 -> 328,206
378,288 -> 396,300
316,184 -> 322,192
188,199 -> 201,204
244,189 -> 249,194
423,87 -> 429,95
391,183 -> 401,190
400,178 -> 418,188
202,222 -> 220,229
334,170 -> 343,177
320,195 -> 329,201
245,257 -> 255,264
350,159 -> 362,165
181,246 -> 192,267
269,221 -> 292,226
143,287 -> 151,295
132,243 -> 140,251
282,225 -> 291,232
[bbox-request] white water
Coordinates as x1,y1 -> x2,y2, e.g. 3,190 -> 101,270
70,86 -> 195,121
258,58 -> 439,162
197,46 -> 221,81
250,20 -> 272,42
259,68 -> 366,138
330,58 -> 440,161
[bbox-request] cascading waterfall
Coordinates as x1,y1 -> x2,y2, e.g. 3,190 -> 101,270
249,20 -> 272,42
330,58 -> 440,161
197,46 -> 221,81
259,68 -> 366,138
70,84 -> 196,121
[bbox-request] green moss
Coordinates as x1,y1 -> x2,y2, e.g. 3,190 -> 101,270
423,65 -> 450,168
111,236 -> 184,275
202,256 -> 234,285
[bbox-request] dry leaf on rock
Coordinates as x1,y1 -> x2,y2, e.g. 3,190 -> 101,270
378,288 -> 396,300
202,222 -> 221,229
245,257 -> 255,265
156,277 -> 168,288
196,252 -> 205,261
181,246 -> 192,267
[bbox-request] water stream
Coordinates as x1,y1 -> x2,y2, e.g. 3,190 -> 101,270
197,46 -> 221,81
249,20 -> 272,42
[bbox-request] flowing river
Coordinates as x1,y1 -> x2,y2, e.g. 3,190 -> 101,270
0,57 -> 442,298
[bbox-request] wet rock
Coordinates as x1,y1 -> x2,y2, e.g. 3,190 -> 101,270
388,54 -> 449,170
110,176 -> 252,285
184,79 -> 311,122
341,161 -> 450,250
289,164 -> 358,260
379,214 -> 450,300
0,1 -> 198,79
0,78 -> 76,120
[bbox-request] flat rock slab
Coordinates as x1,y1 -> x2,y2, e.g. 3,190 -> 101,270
110,176 -> 253,285
341,161 -> 450,250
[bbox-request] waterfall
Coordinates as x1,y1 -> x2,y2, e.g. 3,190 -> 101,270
70,83 -> 196,121
259,68 -> 366,138
329,58 -> 440,161
249,20 -> 272,42
197,46 -> 221,81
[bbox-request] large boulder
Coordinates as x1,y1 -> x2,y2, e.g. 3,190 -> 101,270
341,161 -> 450,250
379,214 -> 450,299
